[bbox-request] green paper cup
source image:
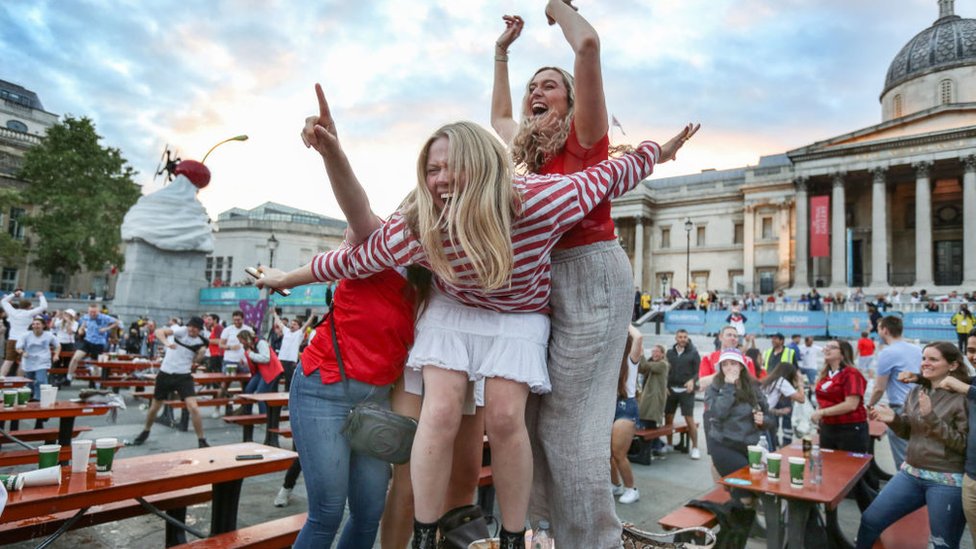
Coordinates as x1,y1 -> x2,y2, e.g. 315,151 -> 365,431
226,364 -> 237,375
2,389 -> 15,407
747,445 -> 763,470
95,438 -> 118,476
789,456 -> 806,487
0,473 -> 25,491
17,387 -> 31,406
38,444 -> 61,469
767,453 -> 782,480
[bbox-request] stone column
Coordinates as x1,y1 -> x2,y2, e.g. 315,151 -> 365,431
870,168 -> 889,287
743,203 -> 755,293
964,156 -> 976,286
793,177 -> 809,289
914,161 -> 934,287
778,200 -> 792,287
831,174 -> 846,287
633,216 -> 645,289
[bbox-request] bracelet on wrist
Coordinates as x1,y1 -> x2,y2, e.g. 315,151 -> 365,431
495,54 -> 508,62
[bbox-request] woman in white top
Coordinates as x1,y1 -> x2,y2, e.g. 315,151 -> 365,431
610,325 -> 644,505
272,311 -> 313,392
52,309 -> 78,353
759,360 -> 805,449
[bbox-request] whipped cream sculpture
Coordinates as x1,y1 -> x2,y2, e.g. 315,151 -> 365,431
121,160 -> 215,253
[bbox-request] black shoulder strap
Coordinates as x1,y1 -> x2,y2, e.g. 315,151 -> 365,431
173,335 -> 206,354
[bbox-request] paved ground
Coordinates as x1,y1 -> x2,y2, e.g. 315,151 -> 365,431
3,336 -> 973,548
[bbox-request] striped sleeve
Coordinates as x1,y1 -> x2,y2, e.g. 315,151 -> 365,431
518,140 -> 660,234
310,212 -> 422,282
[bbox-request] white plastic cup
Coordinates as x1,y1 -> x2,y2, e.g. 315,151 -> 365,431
20,465 -> 62,487
39,386 -> 58,408
71,439 -> 93,473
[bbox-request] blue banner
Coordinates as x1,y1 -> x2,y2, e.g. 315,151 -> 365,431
902,313 -> 957,342
199,287 -> 260,306
827,312 -> 871,339
761,311 -> 828,337
269,283 -> 332,307
664,310 -> 707,334
704,311 -> 762,335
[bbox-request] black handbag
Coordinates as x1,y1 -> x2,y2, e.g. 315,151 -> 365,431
437,504 -> 491,549
331,312 -> 417,464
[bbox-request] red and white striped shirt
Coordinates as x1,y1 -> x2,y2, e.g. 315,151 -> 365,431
311,140 -> 661,313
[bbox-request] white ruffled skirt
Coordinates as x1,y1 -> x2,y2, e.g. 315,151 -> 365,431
406,290 -> 551,394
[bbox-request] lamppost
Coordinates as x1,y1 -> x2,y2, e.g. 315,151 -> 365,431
684,218 -> 693,295
267,233 -> 279,269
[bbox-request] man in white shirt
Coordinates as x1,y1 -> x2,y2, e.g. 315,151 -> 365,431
1,291 -> 47,376
272,310 -> 313,392
16,316 -> 60,399
131,317 -> 209,448
797,336 -> 823,385
219,310 -> 253,372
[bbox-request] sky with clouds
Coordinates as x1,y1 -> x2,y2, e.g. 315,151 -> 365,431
0,0 -> 948,221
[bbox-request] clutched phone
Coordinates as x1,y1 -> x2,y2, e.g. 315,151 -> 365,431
244,267 -> 291,297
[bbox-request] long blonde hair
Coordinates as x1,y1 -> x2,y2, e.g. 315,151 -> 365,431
511,67 -> 575,173
403,121 -> 519,291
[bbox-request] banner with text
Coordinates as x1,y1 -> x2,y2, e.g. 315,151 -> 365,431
704,310 -> 763,335
810,195 -> 830,257
664,310 -> 707,334
761,311 -> 828,337
901,313 -> 957,342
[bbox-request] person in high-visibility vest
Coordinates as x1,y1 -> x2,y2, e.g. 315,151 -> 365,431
950,304 -> 975,352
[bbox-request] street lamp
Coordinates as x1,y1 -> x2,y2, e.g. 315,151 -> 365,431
267,233 -> 279,269
684,218 -> 693,295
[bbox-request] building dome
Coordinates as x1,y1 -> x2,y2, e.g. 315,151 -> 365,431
883,12 -> 976,96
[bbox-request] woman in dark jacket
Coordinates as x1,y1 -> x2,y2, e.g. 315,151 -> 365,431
705,348 -> 775,503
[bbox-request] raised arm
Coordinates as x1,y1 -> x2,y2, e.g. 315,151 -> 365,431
547,0 -> 607,148
301,83 -> 382,245
271,310 -> 286,331
491,15 -> 523,143
27,292 -> 48,316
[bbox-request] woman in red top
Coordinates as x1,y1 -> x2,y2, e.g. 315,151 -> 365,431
489,3 -> 678,544
812,339 -> 873,509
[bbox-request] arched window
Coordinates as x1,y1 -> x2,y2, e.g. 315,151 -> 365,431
939,79 -> 953,104
5,119 -> 27,133
893,94 -> 903,118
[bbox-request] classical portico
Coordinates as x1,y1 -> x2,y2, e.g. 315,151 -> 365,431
612,1 -> 976,296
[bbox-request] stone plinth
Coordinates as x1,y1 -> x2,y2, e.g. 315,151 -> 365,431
113,240 -> 208,323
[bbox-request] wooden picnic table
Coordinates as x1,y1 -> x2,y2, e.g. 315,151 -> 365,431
237,392 -> 289,447
0,402 -> 113,459
719,443 -> 872,549
2,442 -> 296,545
0,376 -> 33,389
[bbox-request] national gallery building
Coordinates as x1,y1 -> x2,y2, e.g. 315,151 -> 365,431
612,0 -> 976,297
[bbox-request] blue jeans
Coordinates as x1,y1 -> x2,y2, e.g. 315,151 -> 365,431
855,470 -> 965,549
25,369 -> 49,400
290,368 -> 392,549
241,374 -> 281,414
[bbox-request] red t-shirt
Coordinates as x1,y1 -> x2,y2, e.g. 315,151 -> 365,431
208,323 -> 223,357
301,269 -> 416,386
857,337 -> 875,358
815,366 -> 867,425
538,121 -> 613,249
699,349 -> 763,380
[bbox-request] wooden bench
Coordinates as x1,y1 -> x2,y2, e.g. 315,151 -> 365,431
164,397 -> 238,409
0,486 -> 212,544
874,507 -> 929,549
171,512 -> 307,549
268,427 -> 292,439
629,422 -> 696,465
1,426 -> 92,444
658,485 -> 730,531
223,414 -> 290,443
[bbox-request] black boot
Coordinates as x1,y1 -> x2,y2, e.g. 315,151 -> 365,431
412,519 -> 437,549
130,430 -> 150,446
499,527 -> 526,549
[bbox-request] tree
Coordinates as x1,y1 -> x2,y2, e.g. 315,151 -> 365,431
0,187 -> 25,262
18,116 -> 141,276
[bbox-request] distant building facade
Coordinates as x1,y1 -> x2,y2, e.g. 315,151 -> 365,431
613,1 -> 976,296
208,202 -> 346,286
0,79 -> 113,297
